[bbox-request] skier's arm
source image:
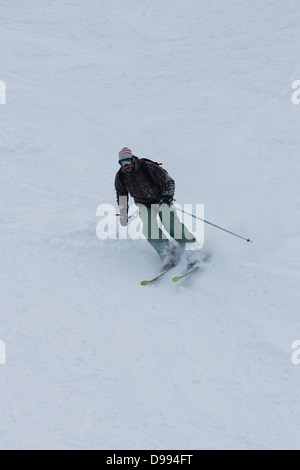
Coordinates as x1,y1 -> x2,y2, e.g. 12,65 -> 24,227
115,173 -> 129,226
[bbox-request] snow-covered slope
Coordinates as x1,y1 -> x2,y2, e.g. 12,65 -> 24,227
1,0 -> 300,450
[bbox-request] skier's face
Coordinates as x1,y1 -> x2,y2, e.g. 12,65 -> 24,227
124,163 -> 133,173
120,157 -> 134,173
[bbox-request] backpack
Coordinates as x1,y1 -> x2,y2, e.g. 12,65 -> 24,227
118,157 -> 163,188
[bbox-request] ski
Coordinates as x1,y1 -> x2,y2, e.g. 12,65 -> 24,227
172,265 -> 200,283
141,268 -> 173,286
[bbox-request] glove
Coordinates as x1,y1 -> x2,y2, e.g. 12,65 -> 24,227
159,195 -> 173,207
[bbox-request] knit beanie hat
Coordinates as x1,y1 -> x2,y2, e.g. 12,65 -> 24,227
118,147 -> 133,161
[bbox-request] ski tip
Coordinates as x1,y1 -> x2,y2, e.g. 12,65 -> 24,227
172,266 -> 200,283
140,269 -> 172,286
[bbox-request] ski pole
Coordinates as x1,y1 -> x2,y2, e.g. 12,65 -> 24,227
176,208 -> 253,243
116,210 -> 139,221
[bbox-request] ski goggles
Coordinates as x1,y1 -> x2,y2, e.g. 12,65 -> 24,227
119,158 -> 134,167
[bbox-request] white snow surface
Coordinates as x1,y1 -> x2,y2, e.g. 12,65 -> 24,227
1,0 -> 300,450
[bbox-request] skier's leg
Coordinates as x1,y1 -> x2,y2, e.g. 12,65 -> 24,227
159,205 -> 197,247
160,205 -> 204,266
139,205 -> 173,260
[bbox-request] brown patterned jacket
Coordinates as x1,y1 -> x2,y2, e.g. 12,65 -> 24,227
115,157 -> 175,213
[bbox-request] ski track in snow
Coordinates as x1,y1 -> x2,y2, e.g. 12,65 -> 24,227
1,0 -> 300,450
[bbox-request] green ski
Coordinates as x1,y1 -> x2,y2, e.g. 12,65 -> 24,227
172,265 -> 200,283
141,268 -> 173,286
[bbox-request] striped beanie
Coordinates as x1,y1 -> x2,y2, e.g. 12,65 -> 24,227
118,147 -> 133,161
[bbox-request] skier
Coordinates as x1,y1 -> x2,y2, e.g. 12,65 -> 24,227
115,147 -> 199,269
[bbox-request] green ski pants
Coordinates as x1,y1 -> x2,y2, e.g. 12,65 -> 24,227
139,204 -> 196,259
